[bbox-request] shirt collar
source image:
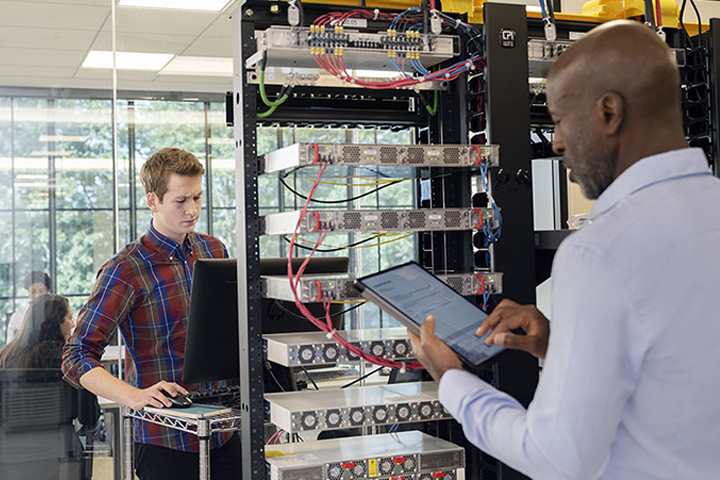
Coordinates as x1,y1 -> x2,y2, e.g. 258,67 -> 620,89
589,148 -> 712,222
145,222 -> 194,260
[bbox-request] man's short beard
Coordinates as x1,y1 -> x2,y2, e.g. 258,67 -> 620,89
578,169 -> 614,200
575,146 -> 618,200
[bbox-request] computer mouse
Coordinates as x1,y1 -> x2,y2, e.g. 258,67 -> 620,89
161,390 -> 193,408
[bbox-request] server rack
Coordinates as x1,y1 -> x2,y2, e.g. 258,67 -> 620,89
229,2 -> 675,479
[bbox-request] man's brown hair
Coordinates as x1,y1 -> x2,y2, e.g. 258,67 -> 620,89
140,148 -> 204,201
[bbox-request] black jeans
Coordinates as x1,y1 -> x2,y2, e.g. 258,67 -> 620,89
135,433 -> 242,480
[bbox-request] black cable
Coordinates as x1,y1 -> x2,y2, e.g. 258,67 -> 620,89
340,366 -> 383,389
282,234 -> 383,253
423,0 -> 429,35
287,240 -> 364,253
293,0 -> 304,27
273,299 -> 364,321
279,176 -> 403,204
680,0 -> 693,48
545,0 -> 556,23
644,0 -> 656,29
417,91 -> 430,109
280,167 -> 457,205
299,365 -> 320,390
265,361 -> 286,392
689,0 -> 703,43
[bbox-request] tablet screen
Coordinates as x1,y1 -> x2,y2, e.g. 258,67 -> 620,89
359,262 -> 505,367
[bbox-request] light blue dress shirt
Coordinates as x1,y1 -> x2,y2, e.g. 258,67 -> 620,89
439,148 -> 720,480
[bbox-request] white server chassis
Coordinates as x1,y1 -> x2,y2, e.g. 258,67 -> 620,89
264,328 -> 413,367
528,38 -> 686,77
265,382 -> 450,433
265,431 -> 464,480
262,208 -> 498,235
260,143 -> 500,173
262,272 -> 503,302
258,26 -> 458,70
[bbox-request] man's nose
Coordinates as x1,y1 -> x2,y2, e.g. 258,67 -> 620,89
552,138 -> 565,156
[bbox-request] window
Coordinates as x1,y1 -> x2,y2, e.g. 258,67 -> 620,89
0,94 -> 415,344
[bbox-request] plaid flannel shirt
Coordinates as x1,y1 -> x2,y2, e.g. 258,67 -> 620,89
62,224 -> 231,452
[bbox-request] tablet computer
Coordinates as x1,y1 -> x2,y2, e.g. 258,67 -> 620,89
355,261 -> 505,371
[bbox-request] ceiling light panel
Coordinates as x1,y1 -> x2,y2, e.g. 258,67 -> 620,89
118,0 -> 233,11
159,56 -> 232,76
82,51 -> 174,70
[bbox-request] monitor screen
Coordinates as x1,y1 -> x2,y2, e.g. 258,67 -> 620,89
182,257 -> 349,385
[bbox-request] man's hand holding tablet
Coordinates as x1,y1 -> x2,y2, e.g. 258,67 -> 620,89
355,262 -> 506,378
356,262 -> 552,381
477,299 -> 550,360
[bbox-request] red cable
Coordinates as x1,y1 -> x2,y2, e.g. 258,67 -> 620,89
286,161 -> 423,371
655,0 -> 663,27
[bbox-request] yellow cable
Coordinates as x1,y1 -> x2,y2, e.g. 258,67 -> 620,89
305,179 -> 408,187
293,233 -> 388,249
354,233 -> 414,248
292,232 -> 411,250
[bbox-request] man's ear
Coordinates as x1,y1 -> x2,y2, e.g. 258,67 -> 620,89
147,192 -> 159,213
597,91 -> 624,136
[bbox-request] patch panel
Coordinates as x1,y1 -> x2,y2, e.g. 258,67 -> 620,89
257,26 -> 458,71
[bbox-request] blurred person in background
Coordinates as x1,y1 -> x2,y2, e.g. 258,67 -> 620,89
0,294 -> 100,480
6,271 -> 52,343
0,294 -> 73,369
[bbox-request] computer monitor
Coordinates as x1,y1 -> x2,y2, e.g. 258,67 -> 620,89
182,257 -> 349,385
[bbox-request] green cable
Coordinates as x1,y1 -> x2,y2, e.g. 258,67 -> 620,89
260,70 -> 287,108
426,90 -> 438,116
257,100 -> 287,119
258,70 -> 290,118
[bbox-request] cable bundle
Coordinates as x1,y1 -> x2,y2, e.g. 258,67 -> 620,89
309,6 -> 484,90
285,162 -> 423,372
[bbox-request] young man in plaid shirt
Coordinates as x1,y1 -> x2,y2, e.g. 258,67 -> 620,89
62,148 -> 241,479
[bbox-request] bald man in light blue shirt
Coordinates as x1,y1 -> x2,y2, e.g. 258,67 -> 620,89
410,21 -> 720,480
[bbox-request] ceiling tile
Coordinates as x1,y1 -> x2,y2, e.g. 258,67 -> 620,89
182,36 -> 232,57
202,14 -> 232,38
91,31 -> 196,55
0,27 -> 97,51
0,1 -> 109,31
0,76 -> 109,90
0,48 -> 86,68
114,7 -> 217,36
0,65 -> 76,78
17,0 -> 110,5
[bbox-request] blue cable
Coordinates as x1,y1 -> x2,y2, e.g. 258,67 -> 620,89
391,55 -> 414,78
411,58 -> 430,76
539,0 -> 548,20
491,202 -> 502,241
389,7 -> 421,30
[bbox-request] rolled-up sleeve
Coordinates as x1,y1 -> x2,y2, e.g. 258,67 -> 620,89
438,242 -> 643,480
62,261 -> 136,389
